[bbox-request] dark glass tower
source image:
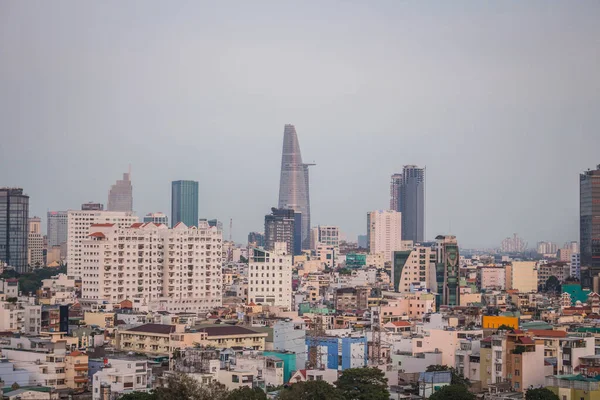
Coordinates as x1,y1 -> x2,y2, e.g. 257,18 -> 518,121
0,188 -> 30,273
391,165 -> 425,243
278,124 -> 314,249
581,165 -> 600,288
264,207 -> 295,255
171,180 -> 199,227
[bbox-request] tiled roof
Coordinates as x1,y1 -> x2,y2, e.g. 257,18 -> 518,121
88,232 -> 105,238
126,324 -> 176,335
130,222 -> 144,228
391,321 -> 411,327
528,330 -> 567,338
201,326 -> 266,337
90,223 -> 115,227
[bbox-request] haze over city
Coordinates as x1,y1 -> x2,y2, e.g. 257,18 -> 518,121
2,1 -> 600,248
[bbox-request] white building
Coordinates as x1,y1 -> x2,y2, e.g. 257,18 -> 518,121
367,210 -> 402,263
47,211 -> 68,248
28,217 -> 44,268
310,226 -> 340,252
570,253 -> 581,279
143,212 -> 168,226
478,266 -> 506,290
81,221 -> 222,313
395,246 -> 437,293
92,359 -> 151,400
38,274 -> 77,305
248,243 -> 292,310
67,210 -> 139,279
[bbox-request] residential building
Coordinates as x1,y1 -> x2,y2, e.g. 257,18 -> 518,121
367,210 -> 402,263
91,358 -> 151,400
47,211 -> 68,248
81,221 -> 222,312
478,266 -> 506,290
581,164 -> 600,288
171,180 -> 199,228
273,319 -> 306,371
0,188 -> 29,272
81,202 -> 104,211
435,235 -> 460,306
107,170 -> 133,212
247,243 -> 292,310
570,253 -> 581,279
28,216 -> 44,267
115,324 -> 207,355
509,261 -> 538,293
201,325 -> 268,350
66,210 -> 138,279
557,247 -> 573,262
278,124 -> 313,249
304,336 -> 367,370
505,331 -> 545,392
357,234 -> 367,249
264,208 -> 295,255
37,274 -> 77,305
143,212 -> 168,226
390,165 -> 425,242
537,241 -> 558,255
538,262 -> 569,286
393,246 -> 437,293
64,350 -> 88,392
334,287 -> 370,311
501,233 -> 527,253
310,226 -> 340,252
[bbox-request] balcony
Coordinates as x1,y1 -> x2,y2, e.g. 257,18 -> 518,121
74,364 -> 88,371
74,376 -> 88,383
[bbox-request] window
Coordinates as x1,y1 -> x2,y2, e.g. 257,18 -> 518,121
515,369 -> 520,376
232,375 -> 239,383
417,341 -> 422,348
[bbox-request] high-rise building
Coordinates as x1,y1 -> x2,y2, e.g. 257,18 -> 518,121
143,212 -> 169,226
571,253 -> 581,280
248,232 -> 265,248
581,165 -> 600,288
171,180 -> 199,228
367,210 -> 402,263
508,261 -> 538,293
81,221 -> 222,312
500,234 -> 527,253
357,235 -> 368,249
0,188 -> 29,272
81,202 -> 104,211
247,243 -> 293,310
435,234 -> 460,306
390,166 -> 425,242
264,208 -> 295,255
28,217 -> 44,268
537,241 -> 558,255
277,124 -> 314,249
310,226 -> 340,252
47,211 -> 68,248
107,170 -> 133,212
392,245 -> 437,293
67,210 -> 138,279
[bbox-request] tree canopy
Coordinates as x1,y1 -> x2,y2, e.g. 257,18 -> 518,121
278,380 -> 343,400
118,392 -> 156,400
152,374 -> 228,400
0,265 -> 67,295
428,385 -> 475,400
545,276 -> 561,293
226,387 -> 267,400
525,388 -> 560,400
425,365 -> 470,387
335,367 -> 389,400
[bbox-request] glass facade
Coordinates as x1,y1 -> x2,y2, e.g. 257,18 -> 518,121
171,180 -> 199,227
435,235 -> 460,307
264,207 -> 295,255
581,165 -> 600,288
0,188 -> 30,272
392,165 -> 425,243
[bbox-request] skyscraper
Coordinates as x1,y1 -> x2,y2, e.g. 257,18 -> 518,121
107,170 -> 133,212
367,210 -> 403,263
0,188 -> 29,272
47,211 -> 68,248
390,165 -> 425,242
171,180 -> 199,227
278,124 -> 314,249
435,234 -> 460,307
28,217 -> 43,268
264,207 -> 296,255
581,164 -> 600,288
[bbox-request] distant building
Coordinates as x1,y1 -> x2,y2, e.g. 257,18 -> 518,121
247,243 -> 292,310
581,165 -> 600,288
537,241 -> 558,255
28,217 -> 44,268
143,212 -> 168,226
390,165 -> 425,242
310,226 -> 340,252
264,208 -> 295,255
171,180 -> 199,227
500,233 -> 527,253
357,234 -> 368,249
81,202 -> 104,211
508,261 -> 538,293
47,211 -> 68,248
570,253 -> 581,280
248,232 -> 265,248
435,235 -> 460,306
367,210 -> 402,263
0,188 -> 29,272
107,170 -> 133,212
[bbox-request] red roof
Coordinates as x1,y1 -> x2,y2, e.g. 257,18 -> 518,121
391,321 -> 411,327
69,350 -> 84,356
88,232 -> 105,238
90,223 -> 114,227
528,330 -> 567,338
130,222 -> 144,228
248,302 -> 257,307
518,337 -> 535,345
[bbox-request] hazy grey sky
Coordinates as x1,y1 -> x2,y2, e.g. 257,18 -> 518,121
1,1 -> 599,248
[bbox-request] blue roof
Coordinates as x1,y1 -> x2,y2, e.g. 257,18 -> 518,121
418,371 -> 452,384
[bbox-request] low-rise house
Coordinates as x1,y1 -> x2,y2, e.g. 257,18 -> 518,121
115,324 -> 207,355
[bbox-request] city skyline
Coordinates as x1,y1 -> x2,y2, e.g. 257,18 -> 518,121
1,2 -> 599,248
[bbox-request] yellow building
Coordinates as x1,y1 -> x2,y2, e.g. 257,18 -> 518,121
65,350 -> 88,392
84,311 -> 115,329
200,325 -> 268,350
116,323 -> 207,355
482,316 -> 519,330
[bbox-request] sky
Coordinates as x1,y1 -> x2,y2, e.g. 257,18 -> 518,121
1,1 -> 599,248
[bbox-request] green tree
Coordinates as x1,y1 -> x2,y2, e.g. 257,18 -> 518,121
278,381 -> 343,400
226,387 -> 266,400
118,392 -> 156,400
525,388 -> 560,400
335,367 -> 389,400
496,324 -> 514,332
429,385 -> 475,400
545,276 -> 561,293
154,374 -> 228,400
425,365 -> 470,387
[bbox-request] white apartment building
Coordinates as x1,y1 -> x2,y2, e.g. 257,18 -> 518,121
38,274 -> 77,305
396,246 -> 437,293
47,211 -> 68,248
367,210 -> 402,263
81,221 -> 222,313
248,243 -> 292,310
28,217 -> 44,268
67,210 -> 139,279
478,266 -> 506,290
310,226 -> 340,252
0,301 -> 41,334
92,358 -> 151,400
570,253 -> 581,279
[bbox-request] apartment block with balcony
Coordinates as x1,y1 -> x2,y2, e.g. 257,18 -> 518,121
115,324 -> 207,356
201,326 -> 269,351
92,359 -> 151,400
65,350 -> 88,391
505,330 -> 545,392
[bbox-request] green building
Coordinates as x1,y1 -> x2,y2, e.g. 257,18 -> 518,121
263,351 -> 297,383
392,251 -> 411,292
435,235 -> 460,307
562,283 -> 591,305
346,253 -> 367,269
